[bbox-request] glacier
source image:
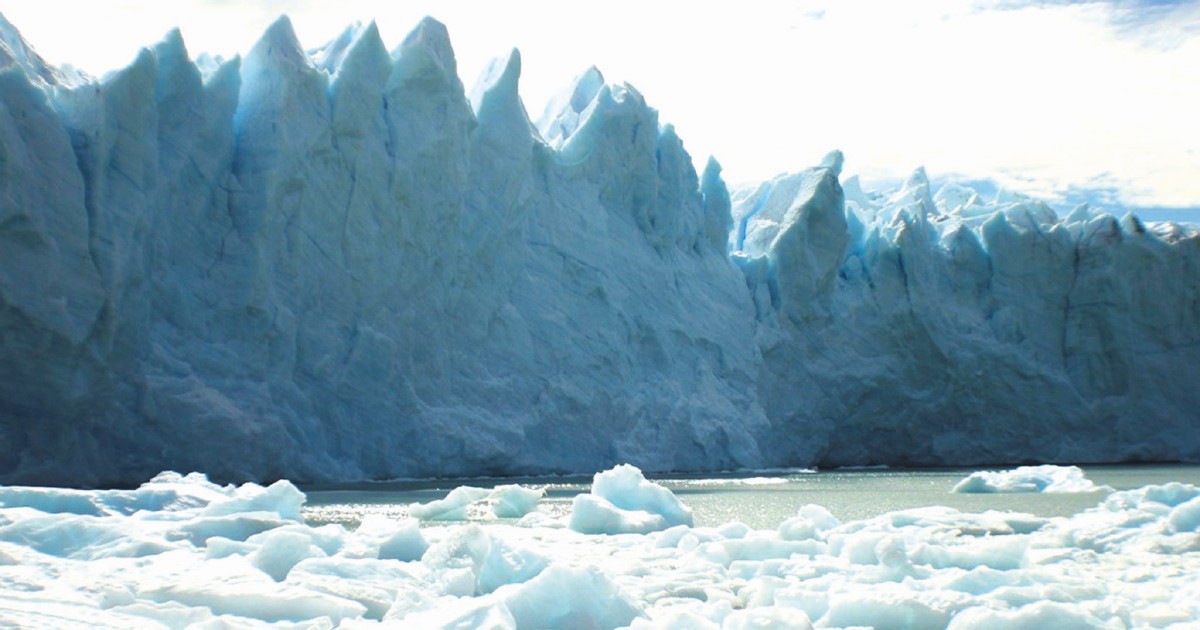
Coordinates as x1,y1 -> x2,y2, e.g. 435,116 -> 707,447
0,13 -> 1198,486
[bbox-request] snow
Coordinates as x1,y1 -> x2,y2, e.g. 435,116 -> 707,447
2,464 -> 1199,628
0,11 -> 1197,488
952,465 -> 1111,494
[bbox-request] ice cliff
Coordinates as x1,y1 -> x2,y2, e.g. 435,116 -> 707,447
0,15 -> 1197,486
732,163 -> 1200,468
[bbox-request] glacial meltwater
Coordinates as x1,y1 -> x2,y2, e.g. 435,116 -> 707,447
302,464 -> 1200,530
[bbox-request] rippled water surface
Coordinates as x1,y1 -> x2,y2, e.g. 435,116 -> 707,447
302,464 -> 1200,529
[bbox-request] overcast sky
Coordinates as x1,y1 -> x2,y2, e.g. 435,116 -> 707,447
4,0 -> 1199,212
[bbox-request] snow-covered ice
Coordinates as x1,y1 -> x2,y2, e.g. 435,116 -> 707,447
952,465 -> 1111,494
2,465 -> 1199,628
0,11 -> 1197,486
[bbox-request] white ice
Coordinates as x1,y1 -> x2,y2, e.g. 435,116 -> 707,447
952,465 -> 1111,494
408,485 -> 545,521
2,464 -> 1199,628
489,485 -> 545,519
570,463 -> 694,534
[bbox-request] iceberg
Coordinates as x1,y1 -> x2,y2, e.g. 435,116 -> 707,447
0,13 -> 1197,486
569,463 -> 693,534
407,484 -> 545,521
489,484 -> 545,519
952,465 -> 1110,494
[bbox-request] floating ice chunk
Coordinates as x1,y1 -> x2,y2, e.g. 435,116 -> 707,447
699,535 -> 826,566
725,607 -> 814,629
201,480 -> 307,521
0,487 -> 121,516
629,608 -> 721,629
952,465 -> 1110,494
633,604 -> 813,630
569,464 -> 693,534
1167,495 -> 1200,533
402,601 -> 518,629
591,464 -> 693,525
500,564 -> 641,629
422,525 -> 548,596
489,485 -> 544,519
1108,481 -> 1200,509
947,601 -> 1115,629
911,532 -> 1028,571
0,471 -> 231,516
778,504 -> 839,541
344,514 -> 428,561
248,529 -> 327,581
403,484 -> 543,522
681,477 -> 788,487
655,523 -> 725,549
408,486 -> 491,521
143,555 -> 367,624
176,512 -> 292,546
717,521 -> 752,539
294,556 -> 433,621
476,539 -> 548,596
570,493 -> 672,535
818,585 -> 957,629
515,511 -> 564,529
0,511 -> 178,560
104,601 -> 217,628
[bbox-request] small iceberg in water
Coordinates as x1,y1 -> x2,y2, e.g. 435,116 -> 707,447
952,465 -> 1112,494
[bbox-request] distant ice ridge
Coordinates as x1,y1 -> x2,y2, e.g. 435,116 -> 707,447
0,12 -> 1198,486
952,465 -> 1110,494
2,465 -> 1200,628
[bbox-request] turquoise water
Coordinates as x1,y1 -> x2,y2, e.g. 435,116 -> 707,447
302,464 -> 1200,530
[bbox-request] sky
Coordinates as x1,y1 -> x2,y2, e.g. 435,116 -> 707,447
3,0 -> 1199,217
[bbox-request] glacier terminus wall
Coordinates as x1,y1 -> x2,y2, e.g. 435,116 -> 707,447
1,15 -> 1197,486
